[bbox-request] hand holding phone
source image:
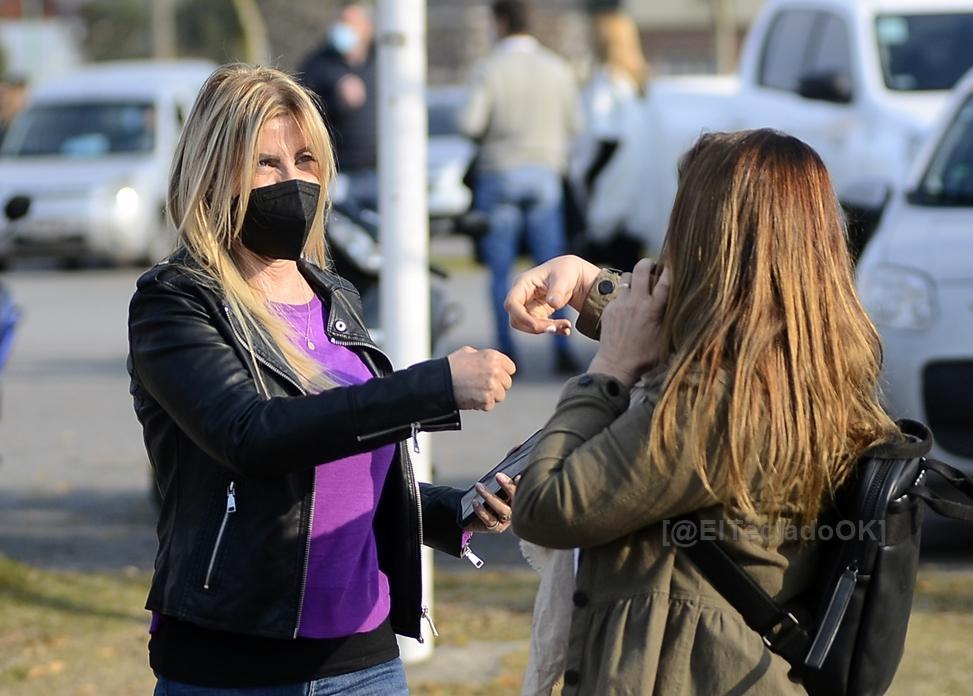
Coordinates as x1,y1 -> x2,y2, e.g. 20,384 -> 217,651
458,430 -> 542,528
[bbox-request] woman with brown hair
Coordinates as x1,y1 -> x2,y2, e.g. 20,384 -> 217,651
507,129 -> 900,694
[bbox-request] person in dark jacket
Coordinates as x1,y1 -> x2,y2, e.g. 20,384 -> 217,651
127,63 -> 518,694
299,2 -> 378,214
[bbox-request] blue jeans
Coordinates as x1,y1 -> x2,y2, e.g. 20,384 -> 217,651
474,166 -> 570,357
153,657 -> 409,695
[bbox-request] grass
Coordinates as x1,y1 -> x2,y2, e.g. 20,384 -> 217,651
888,569 -> 973,695
1,555 -> 971,695
0,557 -> 155,694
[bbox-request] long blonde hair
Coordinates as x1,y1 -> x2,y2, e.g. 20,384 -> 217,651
593,11 -> 649,93
650,130 -> 898,524
168,63 -> 338,394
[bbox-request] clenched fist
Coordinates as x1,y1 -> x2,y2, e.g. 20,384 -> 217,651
447,346 -> 516,411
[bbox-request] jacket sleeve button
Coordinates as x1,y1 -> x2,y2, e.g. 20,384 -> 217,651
572,591 -> 588,607
564,669 -> 581,686
578,374 -> 593,386
606,379 -> 621,396
597,279 -> 615,295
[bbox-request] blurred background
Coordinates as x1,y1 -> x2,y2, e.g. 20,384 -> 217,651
1,0 -> 972,693
0,0 -> 759,83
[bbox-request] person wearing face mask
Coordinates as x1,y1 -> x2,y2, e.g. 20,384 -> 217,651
127,64 -> 518,694
299,2 -> 378,215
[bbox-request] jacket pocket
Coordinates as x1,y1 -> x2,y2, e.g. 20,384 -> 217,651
202,481 -> 237,591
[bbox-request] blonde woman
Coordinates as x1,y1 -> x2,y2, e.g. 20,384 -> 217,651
127,64 -> 518,694
507,130 -> 901,694
571,10 -> 652,269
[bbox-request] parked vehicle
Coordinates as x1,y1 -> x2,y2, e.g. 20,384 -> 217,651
0,60 -> 215,268
641,0 -> 973,253
856,67 -> 973,477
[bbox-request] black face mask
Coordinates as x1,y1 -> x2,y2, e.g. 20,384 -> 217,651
239,179 -> 320,260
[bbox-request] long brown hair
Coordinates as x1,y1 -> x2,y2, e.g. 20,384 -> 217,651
650,129 -> 898,524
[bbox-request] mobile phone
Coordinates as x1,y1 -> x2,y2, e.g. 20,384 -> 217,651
457,429 -> 542,528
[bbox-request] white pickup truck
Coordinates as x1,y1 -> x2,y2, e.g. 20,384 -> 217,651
640,0 -> 973,254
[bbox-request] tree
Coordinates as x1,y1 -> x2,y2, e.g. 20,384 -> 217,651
79,0 -> 152,61
78,0 -> 247,64
176,0 -> 244,63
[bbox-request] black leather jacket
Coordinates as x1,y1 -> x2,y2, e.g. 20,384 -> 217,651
127,249 -> 464,640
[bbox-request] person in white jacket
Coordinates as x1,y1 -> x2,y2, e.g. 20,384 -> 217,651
571,11 -> 655,270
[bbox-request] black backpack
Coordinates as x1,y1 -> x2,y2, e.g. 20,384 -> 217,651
677,419 -> 973,696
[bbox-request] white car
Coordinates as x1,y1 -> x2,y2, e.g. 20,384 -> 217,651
857,68 -> 973,474
642,0 -> 973,254
0,59 -> 215,267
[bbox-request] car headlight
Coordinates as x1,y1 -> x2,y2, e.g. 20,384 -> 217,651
114,185 -> 141,221
858,264 -> 937,331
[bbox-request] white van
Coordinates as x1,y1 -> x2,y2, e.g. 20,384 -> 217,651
0,60 -> 215,267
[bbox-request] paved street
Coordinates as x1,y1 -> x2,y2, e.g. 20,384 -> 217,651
0,240 -> 598,573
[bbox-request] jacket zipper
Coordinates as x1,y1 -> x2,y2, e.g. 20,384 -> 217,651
400,445 -> 426,636
418,604 -> 439,644
357,420 -> 430,445
461,545 -> 484,568
203,482 -> 236,590
293,474 -> 316,637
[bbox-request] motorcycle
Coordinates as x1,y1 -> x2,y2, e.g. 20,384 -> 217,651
326,200 -> 462,352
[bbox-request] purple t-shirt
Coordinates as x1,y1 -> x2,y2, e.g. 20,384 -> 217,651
276,295 -> 395,639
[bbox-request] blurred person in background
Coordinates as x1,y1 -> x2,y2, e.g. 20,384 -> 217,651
0,75 -> 28,143
458,0 -> 582,375
299,2 -> 377,214
128,63 -> 519,694
505,130 -> 900,694
570,10 -> 652,270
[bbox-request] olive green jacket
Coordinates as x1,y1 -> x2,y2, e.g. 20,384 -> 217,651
512,270 -> 811,695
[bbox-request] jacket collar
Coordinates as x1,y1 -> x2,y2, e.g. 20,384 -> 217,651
297,259 -> 373,345
166,248 -> 383,391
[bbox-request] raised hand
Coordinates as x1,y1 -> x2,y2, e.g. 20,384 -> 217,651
504,255 -> 601,335
447,346 -> 516,411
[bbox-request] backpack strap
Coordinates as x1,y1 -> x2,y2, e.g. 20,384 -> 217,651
675,513 -> 811,670
908,458 -> 973,522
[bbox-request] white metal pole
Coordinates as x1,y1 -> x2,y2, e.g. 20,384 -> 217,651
377,0 -> 434,664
